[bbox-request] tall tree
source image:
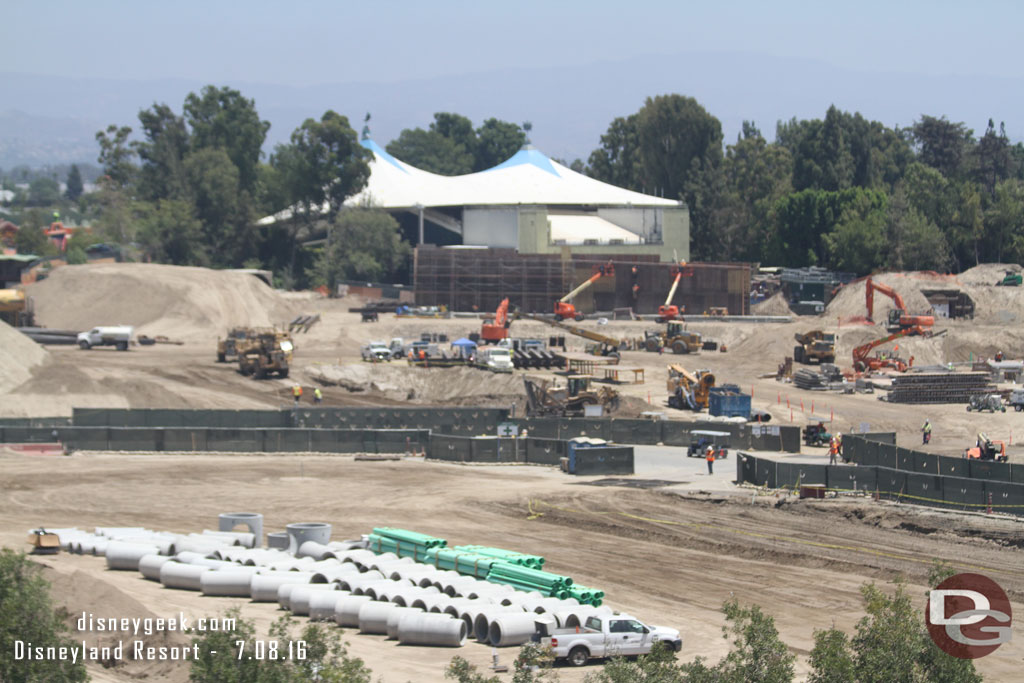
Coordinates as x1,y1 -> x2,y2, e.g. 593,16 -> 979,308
64,164 -> 83,201
587,114 -> 643,191
635,94 -> 723,200
473,118 -> 526,170
184,147 -> 253,266
386,128 -> 474,175
136,199 -> 207,265
973,119 -> 1012,198
95,124 -> 137,187
134,102 -> 190,202
184,85 -> 269,194
909,115 -> 973,179
306,209 -> 411,289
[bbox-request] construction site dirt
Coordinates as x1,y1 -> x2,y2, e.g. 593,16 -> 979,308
3,262 -> 1024,681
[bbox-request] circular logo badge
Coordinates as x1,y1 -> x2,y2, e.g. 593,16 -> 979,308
926,573 -> 1012,659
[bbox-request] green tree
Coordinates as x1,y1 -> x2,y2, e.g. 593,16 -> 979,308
823,189 -> 889,273
808,627 -> 855,683
716,598 -> 795,683
14,216 -> 57,257
306,209 -> 410,289
385,128 -> 474,175
587,114 -> 643,191
885,187 -> 950,271
64,164 -> 84,201
0,549 -> 88,682
189,610 -> 372,683
635,94 -> 723,201
512,642 -> 559,683
27,177 -> 60,206
985,178 -> 1024,263
444,655 -> 500,683
184,85 -> 270,194
137,199 -> 207,265
909,115 -> 973,179
973,119 -> 1013,199
134,102 -> 190,202
95,123 -> 137,187
184,147 -> 254,266
474,118 -> 526,170
582,641 -> 687,683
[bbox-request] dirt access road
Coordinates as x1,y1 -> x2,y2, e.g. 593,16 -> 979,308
3,451 -> 1022,682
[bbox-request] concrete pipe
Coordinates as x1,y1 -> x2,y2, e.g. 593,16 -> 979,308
242,549 -> 290,566
305,558 -> 342,571
95,526 -> 147,538
375,583 -> 414,604
250,572 -> 314,602
398,612 -> 467,647
389,565 -> 439,582
311,564 -> 360,584
337,549 -> 376,566
358,601 -> 398,634
467,586 -> 514,601
188,557 -> 239,570
327,540 -> 364,552
277,580 -> 332,610
200,569 -> 260,597
336,571 -> 384,592
267,532 -> 289,550
268,558 -> 315,572
355,579 -> 400,599
368,556 -> 414,572
473,608 -> 524,643
105,541 -> 160,570
385,587 -> 428,607
218,512 -> 263,547
138,554 -> 174,581
119,536 -> 174,555
308,590 -> 349,621
286,522 -> 331,554
523,598 -> 572,614
297,541 -> 337,560
430,571 -> 463,590
386,607 -> 424,640
170,538 -> 231,556
199,530 -> 253,548
444,576 -> 487,597
334,595 -> 374,628
489,613 -> 541,647
441,598 -> 480,617
411,594 -> 452,613
160,562 -> 209,590
290,585 -> 340,616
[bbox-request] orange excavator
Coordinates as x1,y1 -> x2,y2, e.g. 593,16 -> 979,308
851,326 -> 924,373
657,262 -> 694,322
865,277 -> 934,334
554,261 -> 614,321
481,298 -> 511,343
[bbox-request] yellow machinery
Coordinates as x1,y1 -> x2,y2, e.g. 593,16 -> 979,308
666,364 -> 715,411
793,330 -> 836,364
238,330 -> 294,379
0,289 -> 33,327
644,320 -> 702,354
523,375 -> 620,417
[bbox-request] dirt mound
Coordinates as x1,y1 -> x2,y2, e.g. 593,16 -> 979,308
305,363 -> 526,405
27,264 -> 297,342
751,291 -> 792,316
825,273 -> 935,319
957,263 -> 1020,285
0,320 -> 48,393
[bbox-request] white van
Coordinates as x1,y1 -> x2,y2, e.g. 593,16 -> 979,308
475,346 -> 514,373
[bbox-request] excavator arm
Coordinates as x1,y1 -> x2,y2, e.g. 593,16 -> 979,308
852,325 -> 924,371
865,277 -> 907,322
481,298 -> 511,342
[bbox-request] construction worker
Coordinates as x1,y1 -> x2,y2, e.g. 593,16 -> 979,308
995,351 -> 1005,362
314,387 -> 323,405
706,444 -> 715,474
922,420 -> 931,445
828,435 -> 839,465
292,383 -> 302,405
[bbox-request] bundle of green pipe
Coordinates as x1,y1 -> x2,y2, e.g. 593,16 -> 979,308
367,527 -> 447,562
452,545 -> 545,569
423,547 -> 500,579
567,584 -> 605,607
485,563 -> 572,596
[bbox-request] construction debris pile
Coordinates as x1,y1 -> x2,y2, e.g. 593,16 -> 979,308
882,372 -> 995,404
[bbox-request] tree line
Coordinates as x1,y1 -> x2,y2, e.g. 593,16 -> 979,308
10,84 -> 1020,285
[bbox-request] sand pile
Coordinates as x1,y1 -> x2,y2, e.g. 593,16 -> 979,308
305,364 -> 525,405
957,263 -> 1020,285
825,273 -> 934,319
27,263 -> 297,342
751,291 -> 793,316
0,320 -> 48,393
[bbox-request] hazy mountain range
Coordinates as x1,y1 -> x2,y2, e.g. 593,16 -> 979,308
2,51 -> 1022,169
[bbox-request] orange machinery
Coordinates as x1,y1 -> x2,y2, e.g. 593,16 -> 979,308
481,298 -> 511,343
965,433 -> 1007,461
656,262 -> 694,322
554,261 -> 614,321
865,277 -> 934,333
851,326 -> 925,373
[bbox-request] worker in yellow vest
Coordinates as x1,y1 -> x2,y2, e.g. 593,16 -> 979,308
292,384 -> 302,405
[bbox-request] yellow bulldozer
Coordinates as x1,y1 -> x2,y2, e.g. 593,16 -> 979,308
666,364 -> 715,411
644,320 -> 702,354
793,330 -> 836,364
523,375 -> 619,417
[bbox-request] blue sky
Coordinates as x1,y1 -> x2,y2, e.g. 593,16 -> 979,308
5,0 -> 1022,85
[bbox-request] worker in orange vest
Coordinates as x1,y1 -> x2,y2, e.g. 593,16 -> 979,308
706,444 -> 715,474
829,435 -> 840,465
292,384 -> 303,405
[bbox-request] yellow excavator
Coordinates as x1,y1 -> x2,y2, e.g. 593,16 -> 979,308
666,364 -> 715,411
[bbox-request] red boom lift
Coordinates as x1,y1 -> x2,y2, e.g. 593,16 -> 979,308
851,325 -> 925,373
657,262 -> 694,322
554,262 -> 614,321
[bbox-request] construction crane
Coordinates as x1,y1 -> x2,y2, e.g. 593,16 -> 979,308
554,261 -> 614,321
480,298 -> 511,343
656,262 -> 694,322
865,277 -> 934,333
524,313 -> 622,360
851,325 -> 926,373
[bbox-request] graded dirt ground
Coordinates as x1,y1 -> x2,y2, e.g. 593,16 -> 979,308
3,263 -> 1024,680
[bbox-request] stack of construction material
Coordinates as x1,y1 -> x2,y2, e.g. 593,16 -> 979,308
367,528 -> 446,561
793,369 -> 828,390
884,372 -> 994,404
486,564 -> 573,598
566,584 -> 605,605
452,545 -> 545,569
423,547 -> 502,578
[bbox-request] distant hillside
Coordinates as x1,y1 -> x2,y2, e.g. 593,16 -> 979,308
3,51 -> 1022,168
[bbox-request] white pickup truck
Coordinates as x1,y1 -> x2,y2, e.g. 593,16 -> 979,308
77,325 -> 133,351
537,613 -> 681,667
361,341 -> 392,362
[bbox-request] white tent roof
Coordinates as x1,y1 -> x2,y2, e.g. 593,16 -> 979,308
258,140 -> 678,225
548,215 -> 641,244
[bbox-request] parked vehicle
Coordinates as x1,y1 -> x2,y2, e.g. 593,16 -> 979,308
1009,389 -> 1024,412
537,613 -> 681,667
474,346 -> 514,373
966,394 -> 1005,413
77,325 -> 133,351
687,430 -> 730,458
361,341 -> 392,362
238,332 -> 291,379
